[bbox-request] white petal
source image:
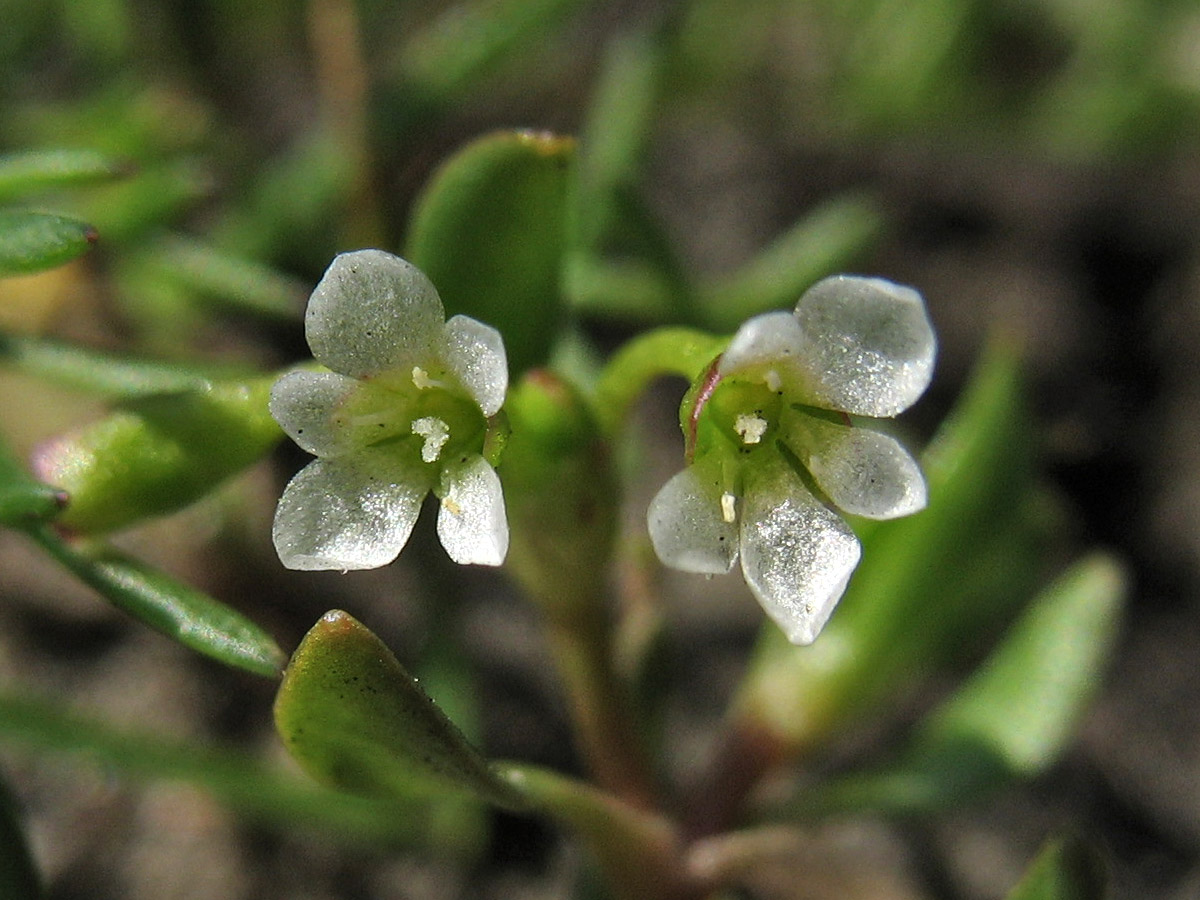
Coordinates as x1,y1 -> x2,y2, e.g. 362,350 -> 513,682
305,250 -> 445,378
272,447 -> 431,571
793,275 -> 936,417
794,415 -> 927,519
442,314 -> 508,416
717,311 -> 806,384
269,370 -> 363,457
739,455 -> 861,645
436,455 -> 508,566
647,460 -> 738,575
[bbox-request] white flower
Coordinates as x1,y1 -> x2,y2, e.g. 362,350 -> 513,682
270,249 -> 509,570
648,275 -> 936,644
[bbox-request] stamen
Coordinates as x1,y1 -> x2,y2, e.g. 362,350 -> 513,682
764,369 -> 782,392
734,413 -> 768,445
412,366 -> 444,390
720,491 -> 738,524
412,416 -> 451,463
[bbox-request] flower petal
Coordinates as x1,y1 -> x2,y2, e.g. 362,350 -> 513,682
739,454 -> 861,645
793,415 -> 927,519
436,454 -> 508,566
305,250 -> 445,378
269,370 -> 363,457
717,310 -> 806,385
272,447 -> 432,571
793,275 -> 936,417
647,460 -> 738,575
442,314 -> 508,417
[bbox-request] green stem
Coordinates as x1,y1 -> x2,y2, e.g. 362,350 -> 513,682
592,327 -> 726,435
541,598 -> 661,812
500,763 -> 705,900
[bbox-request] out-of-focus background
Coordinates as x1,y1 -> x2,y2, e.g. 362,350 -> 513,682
2,1 -> 1200,898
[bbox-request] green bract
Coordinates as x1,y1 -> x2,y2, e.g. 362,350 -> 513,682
648,276 -> 936,645
271,249 -> 510,570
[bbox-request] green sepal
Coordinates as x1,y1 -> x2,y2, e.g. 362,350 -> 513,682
0,210 -> 97,276
274,610 -> 525,809
734,337 -> 1039,756
1005,835 -> 1108,900
781,554 -> 1125,819
0,149 -> 129,203
26,525 -> 285,678
33,376 -> 282,534
406,130 -> 575,377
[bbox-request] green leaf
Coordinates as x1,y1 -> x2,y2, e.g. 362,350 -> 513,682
735,337 -> 1041,757
135,234 -> 307,320
0,770 -> 41,899
0,149 -> 128,203
1005,835 -> 1108,900
0,210 -> 97,276
397,0 -> 588,106
25,526 -> 285,678
784,554 -> 1126,819
32,376 -> 282,534
697,193 -> 886,331
0,691 -> 429,847
274,610 -> 525,809
0,331 -> 245,397
406,130 -> 575,377
0,432 -> 65,526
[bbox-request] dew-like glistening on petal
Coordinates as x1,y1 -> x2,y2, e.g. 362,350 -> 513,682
269,369 -> 363,457
795,415 -> 928,519
792,275 -> 936,417
305,250 -> 445,378
717,311 -> 806,384
272,448 -> 431,570
442,314 -> 509,417
436,454 -> 508,566
739,455 -> 861,645
647,461 -> 738,575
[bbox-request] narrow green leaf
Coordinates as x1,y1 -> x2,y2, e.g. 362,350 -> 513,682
398,0 -> 587,105
782,554 -> 1126,819
0,210 -> 97,276
406,130 -> 575,376
735,337 -> 1039,756
0,432 -> 65,526
0,149 -> 128,203
0,771 -> 41,899
915,552 -> 1125,777
1005,835 -> 1108,900
0,331 -> 244,397
698,194 -> 886,331
25,525 -> 285,678
32,376 -> 282,534
274,610 -> 525,809
0,692 -> 428,847
139,234 -> 307,321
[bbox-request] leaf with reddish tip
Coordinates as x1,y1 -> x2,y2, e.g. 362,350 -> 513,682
0,210 -> 97,275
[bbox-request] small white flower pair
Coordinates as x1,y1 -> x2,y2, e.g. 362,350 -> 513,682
272,250 -> 935,646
